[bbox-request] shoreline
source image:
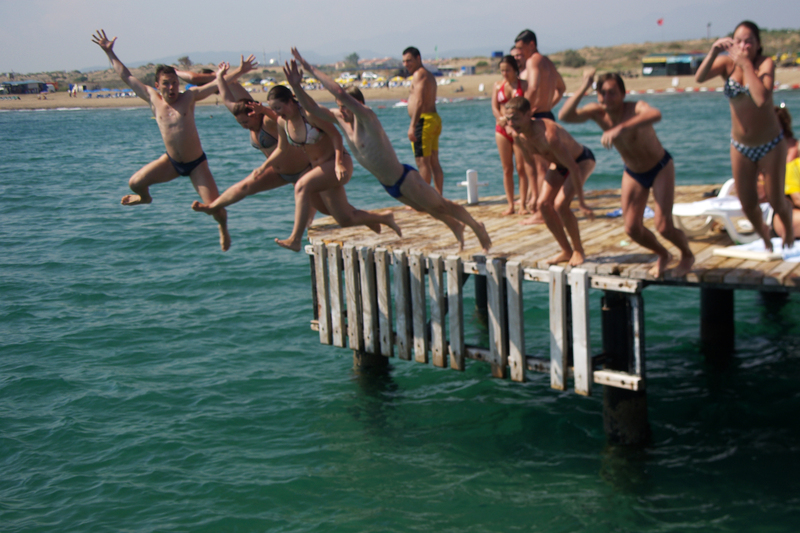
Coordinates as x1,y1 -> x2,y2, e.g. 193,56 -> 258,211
3,69 -> 800,111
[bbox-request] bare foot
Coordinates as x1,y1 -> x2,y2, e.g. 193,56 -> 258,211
520,213 -> 545,225
568,250 -> 585,267
275,237 -> 301,252
121,194 -> 151,205
366,223 -> 382,234
762,235 -> 774,253
382,211 -> 403,237
219,224 -> 231,252
192,200 -> 217,214
670,252 -> 695,278
519,206 -> 531,215
475,222 -> 492,253
546,250 -> 572,265
502,205 -> 515,216
647,252 -> 672,278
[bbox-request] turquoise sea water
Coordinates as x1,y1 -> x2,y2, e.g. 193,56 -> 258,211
2,91 -> 800,532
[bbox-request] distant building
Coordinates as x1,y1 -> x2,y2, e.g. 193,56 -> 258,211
642,53 -> 706,76
0,80 -> 48,94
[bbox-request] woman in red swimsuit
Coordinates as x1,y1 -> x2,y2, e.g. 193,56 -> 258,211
492,55 -> 530,215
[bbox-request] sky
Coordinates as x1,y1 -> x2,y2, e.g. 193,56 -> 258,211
1,0 -> 798,73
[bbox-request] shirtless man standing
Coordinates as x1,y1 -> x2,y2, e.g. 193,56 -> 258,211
287,50 -> 491,252
403,47 -> 444,195
505,97 -> 595,266
559,69 -> 694,277
514,29 -> 567,223
92,29 -> 231,251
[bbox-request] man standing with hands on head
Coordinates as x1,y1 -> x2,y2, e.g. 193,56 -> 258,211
403,47 -> 444,195
514,29 -> 567,223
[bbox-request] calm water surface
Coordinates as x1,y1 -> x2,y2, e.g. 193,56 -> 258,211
2,91 -> 800,532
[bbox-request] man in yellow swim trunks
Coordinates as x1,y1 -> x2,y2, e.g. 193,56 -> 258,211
403,47 -> 444,194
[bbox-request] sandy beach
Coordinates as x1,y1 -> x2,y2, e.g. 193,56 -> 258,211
3,67 -> 799,111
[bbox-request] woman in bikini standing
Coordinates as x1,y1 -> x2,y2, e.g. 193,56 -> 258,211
267,83 -> 400,251
695,20 -> 793,250
491,55 -> 530,215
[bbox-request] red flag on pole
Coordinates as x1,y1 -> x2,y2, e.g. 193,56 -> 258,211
657,18 -> 664,26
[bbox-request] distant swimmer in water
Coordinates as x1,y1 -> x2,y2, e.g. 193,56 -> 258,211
505,96 -> 595,266
267,80 -> 400,252
695,20 -> 793,251
559,69 -> 694,278
183,64 -> 319,235
403,47 -> 444,195
514,29 -> 567,223
91,30 -> 256,251
288,49 -> 491,252
492,55 -> 531,216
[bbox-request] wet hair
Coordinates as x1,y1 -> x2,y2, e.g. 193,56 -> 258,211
499,55 -> 520,76
515,29 -> 537,47
154,64 -> 177,83
346,86 -> 365,104
504,96 -> 530,114
597,72 -> 626,95
776,105 -> 794,139
232,98 -> 255,117
735,20 -> 763,56
267,84 -> 297,104
402,47 -> 421,59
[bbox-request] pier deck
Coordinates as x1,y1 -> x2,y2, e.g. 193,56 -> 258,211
307,183 -> 800,289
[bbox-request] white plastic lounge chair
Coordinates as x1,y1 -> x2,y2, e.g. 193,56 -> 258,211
672,179 -> 773,244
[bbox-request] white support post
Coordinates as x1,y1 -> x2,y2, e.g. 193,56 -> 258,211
486,257 -> 508,379
375,248 -> 393,358
327,243 -> 346,348
445,256 -> 465,371
313,243 -> 331,345
394,250 -> 412,361
358,247 -> 378,354
343,245 -> 363,352
549,265 -> 567,390
428,254 -> 446,368
569,268 -> 591,396
506,261 -> 525,382
410,251 -> 428,363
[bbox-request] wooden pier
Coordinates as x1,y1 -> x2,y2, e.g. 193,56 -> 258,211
304,184 -> 800,443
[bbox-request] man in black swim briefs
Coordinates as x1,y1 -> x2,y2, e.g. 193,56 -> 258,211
92,30 -> 255,252
559,69 -> 694,278
504,96 -> 595,267
514,29 -> 567,223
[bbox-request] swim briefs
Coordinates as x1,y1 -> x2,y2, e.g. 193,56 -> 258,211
383,164 -> 415,199
495,123 -> 514,143
555,146 -> 595,177
279,165 -> 311,185
168,152 -> 207,177
533,111 -> 556,121
412,112 -> 442,158
624,150 -> 673,189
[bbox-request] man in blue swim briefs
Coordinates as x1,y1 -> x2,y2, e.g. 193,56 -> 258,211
285,49 -> 492,253
514,29 -> 567,223
504,96 -> 595,267
402,47 -> 445,196
559,69 -> 694,278
92,30 -> 257,252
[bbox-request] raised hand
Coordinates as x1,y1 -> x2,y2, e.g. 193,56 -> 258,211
91,29 -> 116,53
283,59 -> 303,86
245,100 -> 269,117
216,61 -> 230,79
582,67 -> 596,85
290,47 -> 312,71
239,54 -> 258,75
711,37 -> 733,54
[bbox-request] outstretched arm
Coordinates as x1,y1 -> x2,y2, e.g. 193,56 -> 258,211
291,48 -> 371,120
91,30 -> 152,103
283,58 -> 338,124
191,62 -> 231,101
600,100 -> 662,148
559,68 -> 596,123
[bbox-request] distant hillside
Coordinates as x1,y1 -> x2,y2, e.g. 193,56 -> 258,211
4,29 -> 798,91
